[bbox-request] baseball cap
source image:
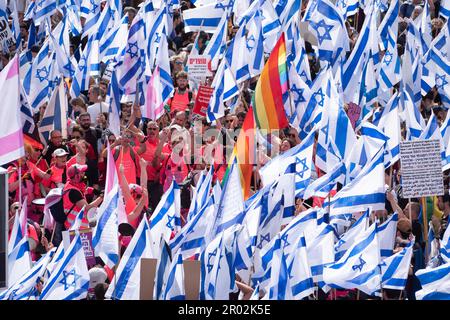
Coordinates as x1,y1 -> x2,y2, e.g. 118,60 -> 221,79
52,148 -> 69,157
67,164 -> 88,178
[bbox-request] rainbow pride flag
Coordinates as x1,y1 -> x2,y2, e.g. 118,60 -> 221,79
252,33 -> 289,131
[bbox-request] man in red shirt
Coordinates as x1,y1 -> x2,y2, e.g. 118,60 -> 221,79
167,71 -> 194,117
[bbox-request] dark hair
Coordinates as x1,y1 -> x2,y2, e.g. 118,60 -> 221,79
94,283 -> 107,300
79,112 -> 91,119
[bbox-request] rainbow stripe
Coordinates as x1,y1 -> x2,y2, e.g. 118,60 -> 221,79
253,33 -> 289,131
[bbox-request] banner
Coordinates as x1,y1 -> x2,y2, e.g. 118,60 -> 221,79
187,55 -> 212,82
399,140 -> 445,198
193,85 -> 214,117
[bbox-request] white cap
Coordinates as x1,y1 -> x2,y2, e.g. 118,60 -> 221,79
89,267 -> 107,289
53,148 -> 69,157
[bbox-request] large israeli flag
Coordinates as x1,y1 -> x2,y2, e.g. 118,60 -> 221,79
105,217 -> 155,300
39,233 -> 89,300
415,262 -> 450,300
381,239 -> 414,291
377,213 -> 399,259
323,222 -> 382,296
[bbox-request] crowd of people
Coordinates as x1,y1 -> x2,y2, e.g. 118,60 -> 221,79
1,0 -> 450,300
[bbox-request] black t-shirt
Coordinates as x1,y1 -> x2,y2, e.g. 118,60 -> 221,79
84,127 -> 102,159
68,189 -> 83,204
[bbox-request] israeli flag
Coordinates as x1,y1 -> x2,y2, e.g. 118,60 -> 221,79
265,236 -> 292,300
163,254 -> 185,300
415,262 -> 450,300
303,161 -> 346,200
224,23 -> 251,84
374,92 -> 401,168
335,0 -> 359,19
335,210 -> 370,261
49,16 -> 76,78
306,224 -> 336,289
402,89 -> 425,141
260,129 -> 315,189
381,239 -> 414,290
31,0 -> 57,25
441,0 -> 450,18
100,15 -> 129,63
424,44 -> 450,110
201,231 -> 236,300
105,217 -> 155,300
378,28 -> 402,93
0,248 -> 56,300
377,213 -> 399,259
154,240 -> 172,300
106,70 -> 122,139
23,40 -> 56,110
316,68 -> 357,172
289,60 -> 312,129
323,222 -> 382,296
245,9 -> 265,78
183,0 -> 233,33
342,9 -> 378,103
440,219 -> 450,261
70,36 -> 95,99
92,186 -> 122,269
39,233 -> 89,300
204,13 -> 228,71
149,180 -> 181,252
211,160 -> 245,238
378,0 -> 399,51
187,167 -> 213,222
304,0 -> 349,66
170,196 -> 215,259
81,0 -> 101,38
206,57 -> 239,122
287,234 -> 315,300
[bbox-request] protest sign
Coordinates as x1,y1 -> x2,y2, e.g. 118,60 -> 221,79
399,140 -> 444,198
193,85 -> 214,116
62,229 -> 97,269
0,16 -> 14,50
187,55 -> 212,82
183,260 -> 201,300
139,258 -> 157,300
347,102 -> 361,130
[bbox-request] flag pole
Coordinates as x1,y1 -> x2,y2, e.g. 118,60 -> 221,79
19,161 -> 22,205
421,197 -> 429,263
408,198 -> 412,221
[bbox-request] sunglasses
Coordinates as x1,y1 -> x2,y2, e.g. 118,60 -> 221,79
175,61 -> 183,65
147,127 -> 158,131
225,120 -> 233,123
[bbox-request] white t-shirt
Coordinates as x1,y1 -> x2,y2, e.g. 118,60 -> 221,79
87,102 -> 109,124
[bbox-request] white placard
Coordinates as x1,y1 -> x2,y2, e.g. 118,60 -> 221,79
399,140 -> 445,198
187,54 -> 212,81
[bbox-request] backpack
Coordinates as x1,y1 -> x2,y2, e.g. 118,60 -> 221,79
48,189 -> 76,224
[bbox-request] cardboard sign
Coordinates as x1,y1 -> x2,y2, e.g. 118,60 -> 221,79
187,55 -> 212,81
347,102 -> 361,130
400,140 -> 445,198
0,16 -> 14,50
63,229 -> 97,269
183,260 -> 201,300
193,85 -> 214,117
139,258 -> 157,300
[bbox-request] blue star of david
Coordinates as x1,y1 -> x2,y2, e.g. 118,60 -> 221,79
291,84 -> 306,105
314,88 -> 325,107
63,63 -> 75,77
207,248 -> 217,272
90,0 -> 99,13
126,41 -> 139,59
352,255 -> 366,272
436,73 -> 448,90
379,260 -> 387,268
246,35 -> 256,52
383,50 -> 393,66
295,157 -> 309,179
321,120 -> 330,144
257,233 -> 271,249
281,233 -> 290,249
215,0 -> 234,11
36,66 -> 49,82
60,268 -> 81,291
309,19 -> 333,45
155,32 -> 161,44
37,0 -> 46,8
335,238 -> 346,251
166,215 -> 175,230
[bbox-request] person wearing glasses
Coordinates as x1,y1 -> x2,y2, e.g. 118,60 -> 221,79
134,121 -> 164,212
42,129 -> 70,166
